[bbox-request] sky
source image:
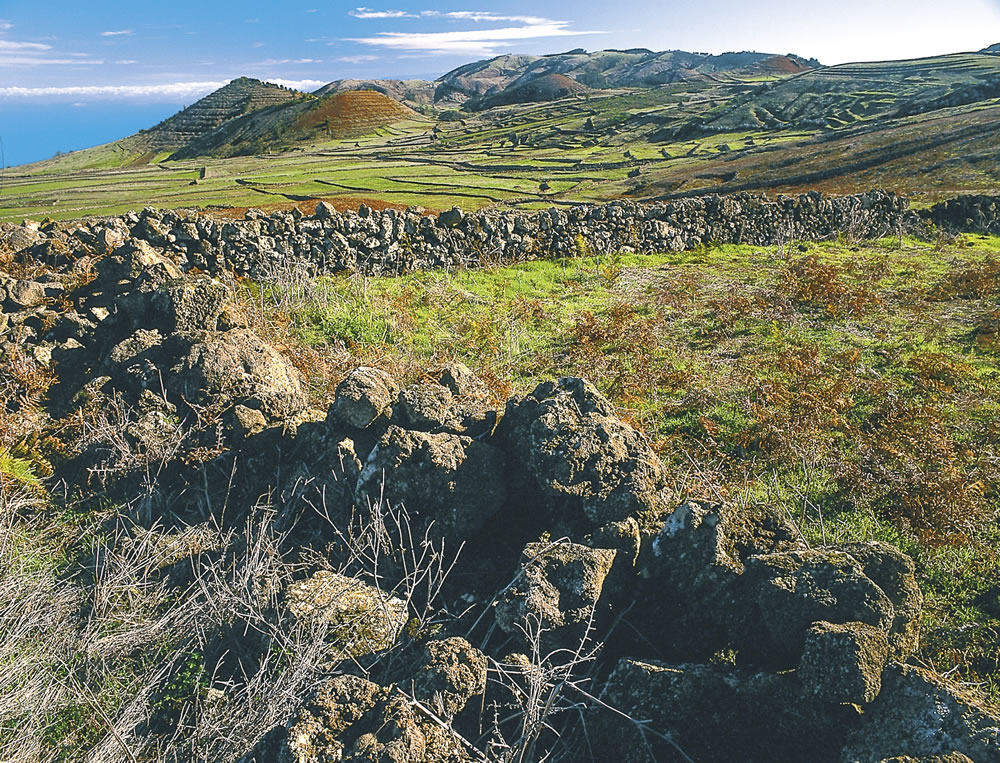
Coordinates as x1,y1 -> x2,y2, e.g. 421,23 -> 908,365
1,0 -> 999,165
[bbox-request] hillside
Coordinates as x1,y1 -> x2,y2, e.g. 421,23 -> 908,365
982,43 -> 1000,54
437,47 -> 821,102
170,90 -> 420,159
670,52 -> 1000,135
473,72 -> 591,110
4,47 -> 1000,221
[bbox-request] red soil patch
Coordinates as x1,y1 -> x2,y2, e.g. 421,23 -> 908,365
294,91 -> 416,137
752,55 -> 813,75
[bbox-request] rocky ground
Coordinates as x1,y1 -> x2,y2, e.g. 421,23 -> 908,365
1,206 -> 999,761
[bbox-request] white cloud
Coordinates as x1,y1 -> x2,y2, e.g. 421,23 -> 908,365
0,55 -> 103,65
101,30 -> 134,37
266,79 -> 326,90
0,81 -> 229,98
350,17 -> 601,55
350,7 -> 417,18
0,79 -> 327,99
115,59 -> 137,64
248,58 -> 323,66
245,18 -> 260,23
0,40 -> 52,51
423,11 -> 551,24
335,54 -> 380,63
0,20 -> 13,30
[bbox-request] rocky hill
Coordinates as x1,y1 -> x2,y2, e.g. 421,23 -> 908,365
170,90 -> 420,159
143,77 -> 305,150
472,72 -> 591,110
436,48 -> 821,102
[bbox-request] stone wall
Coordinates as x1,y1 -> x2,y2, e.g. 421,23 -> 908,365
920,194 -> 1000,235
5,190 -> 910,279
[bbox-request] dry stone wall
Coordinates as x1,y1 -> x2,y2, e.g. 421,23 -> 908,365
4,190 -> 910,280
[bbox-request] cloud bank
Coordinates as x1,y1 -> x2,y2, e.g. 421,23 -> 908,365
0,79 -> 327,99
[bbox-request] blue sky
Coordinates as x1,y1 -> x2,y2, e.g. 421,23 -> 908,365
1,1 -> 999,164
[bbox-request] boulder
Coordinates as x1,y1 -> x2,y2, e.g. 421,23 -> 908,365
150,276 -> 229,333
329,367 -> 400,430
99,240 -> 182,285
841,663 -> 1000,762
0,225 -> 42,254
355,425 -> 506,542
496,541 -> 616,651
739,549 -> 895,666
437,207 -> 464,228
396,366 -> 495,436
170,328 -> 306,419
593,658 -> 850,763
637,500 -> 803,657
799,620 -> 889,705
499,377 -> 673,533
244,674 -> 424,763
409,637 -> 487,720
285,571 -> 408,660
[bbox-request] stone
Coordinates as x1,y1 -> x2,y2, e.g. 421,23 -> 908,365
841,663 -> 1000,762
396,362 -> 496,436
355,425 -> 506,542
496,541 -> 616,651
228,403 -> 267,439
170,328 -> 306,420
499,377 -> 673,533
314,201 -> 337,219
285,571 -> 407,659
593,659 -> 850,763
437,207 -> 464,228
409,637 -> 487,720
637,500 -> 802,657
0,225 -> 42,253
243,674 -> 406,763
329,367 -> 400,430
799,620 -> 889,705
151,276 -> 229,333
100,240 -> 182,284
739,550 -> 895,666
841,541 -> 922,658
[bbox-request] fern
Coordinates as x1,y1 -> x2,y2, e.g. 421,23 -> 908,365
0,448 -> 42,491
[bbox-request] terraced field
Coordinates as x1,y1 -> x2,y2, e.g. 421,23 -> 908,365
3,51 -> 1000,222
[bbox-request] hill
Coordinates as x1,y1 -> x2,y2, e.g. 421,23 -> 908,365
314,79 -> 439,108
435,48 -> 821,103
665,52 -> 1000,136
473,72 -> 591,110
170,90 -> 419,159
142,77 -> 305,149
983,43 -> 1000,54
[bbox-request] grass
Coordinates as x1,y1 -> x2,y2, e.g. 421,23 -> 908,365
243,233 -> 1000,701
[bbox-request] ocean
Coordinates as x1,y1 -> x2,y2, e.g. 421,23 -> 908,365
0,100 -> 185,168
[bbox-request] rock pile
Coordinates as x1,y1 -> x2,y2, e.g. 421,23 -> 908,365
3,214 -> 999,762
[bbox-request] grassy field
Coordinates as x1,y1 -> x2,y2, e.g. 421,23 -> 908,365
4,53 -> 1000,223
239,233 -> 1000,701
